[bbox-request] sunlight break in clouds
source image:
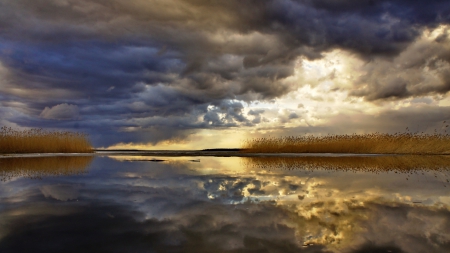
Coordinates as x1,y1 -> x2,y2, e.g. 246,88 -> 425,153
0,0 -> 449,148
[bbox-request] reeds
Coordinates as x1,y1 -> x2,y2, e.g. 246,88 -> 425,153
0,156 -> 93,181
0,126 -> 93,153
242,132 -> 450,154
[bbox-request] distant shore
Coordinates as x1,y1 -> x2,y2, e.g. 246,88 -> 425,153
1,150 -> 446,158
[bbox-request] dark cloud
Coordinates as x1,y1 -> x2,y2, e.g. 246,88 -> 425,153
350,32 -> 450,100
251,105 -> 450,138
0,0 -> 449,145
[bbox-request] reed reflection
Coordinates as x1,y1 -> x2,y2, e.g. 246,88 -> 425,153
244,155 -> 450,187
0,156 -> 93,181
244,155 -> 450,172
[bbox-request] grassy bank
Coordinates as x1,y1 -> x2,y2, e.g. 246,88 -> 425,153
242,132 -> 450,154
0,127 -> 93,153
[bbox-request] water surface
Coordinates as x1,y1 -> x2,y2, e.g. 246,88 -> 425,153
0,155 -> 449,252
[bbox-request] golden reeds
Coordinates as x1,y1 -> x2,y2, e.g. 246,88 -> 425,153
0,156 -> 93,181
242,132 -> 450,154
0,126 -> 93,153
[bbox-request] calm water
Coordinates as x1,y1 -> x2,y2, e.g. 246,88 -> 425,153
0,155 -> 449,253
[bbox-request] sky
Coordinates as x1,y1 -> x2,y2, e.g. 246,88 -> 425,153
1,0 -> 450,149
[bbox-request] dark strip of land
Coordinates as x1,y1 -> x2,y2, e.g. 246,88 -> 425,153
201,148 -> 243,152
1,150 -> 400,158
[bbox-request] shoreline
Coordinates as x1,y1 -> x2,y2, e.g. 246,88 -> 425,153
1,150 -> 449,158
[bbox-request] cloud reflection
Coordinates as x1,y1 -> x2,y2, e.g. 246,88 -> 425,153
0,156 -> 449,252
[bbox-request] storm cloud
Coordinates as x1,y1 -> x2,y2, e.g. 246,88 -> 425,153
0,0 -> 450,146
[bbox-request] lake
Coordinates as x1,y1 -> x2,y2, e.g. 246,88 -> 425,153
1,154 -> 449,252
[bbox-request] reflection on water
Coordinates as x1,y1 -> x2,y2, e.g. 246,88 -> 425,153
0,155 -> 449,253
244,155 -> 450,186
244,155 -> 450,172
0,156 -> 93,181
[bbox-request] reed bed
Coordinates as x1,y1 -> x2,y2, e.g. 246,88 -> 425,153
0,156 -> 93,181
0,126 -> 93,153
243,155 -> 450,174
242,132 -> 450,154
